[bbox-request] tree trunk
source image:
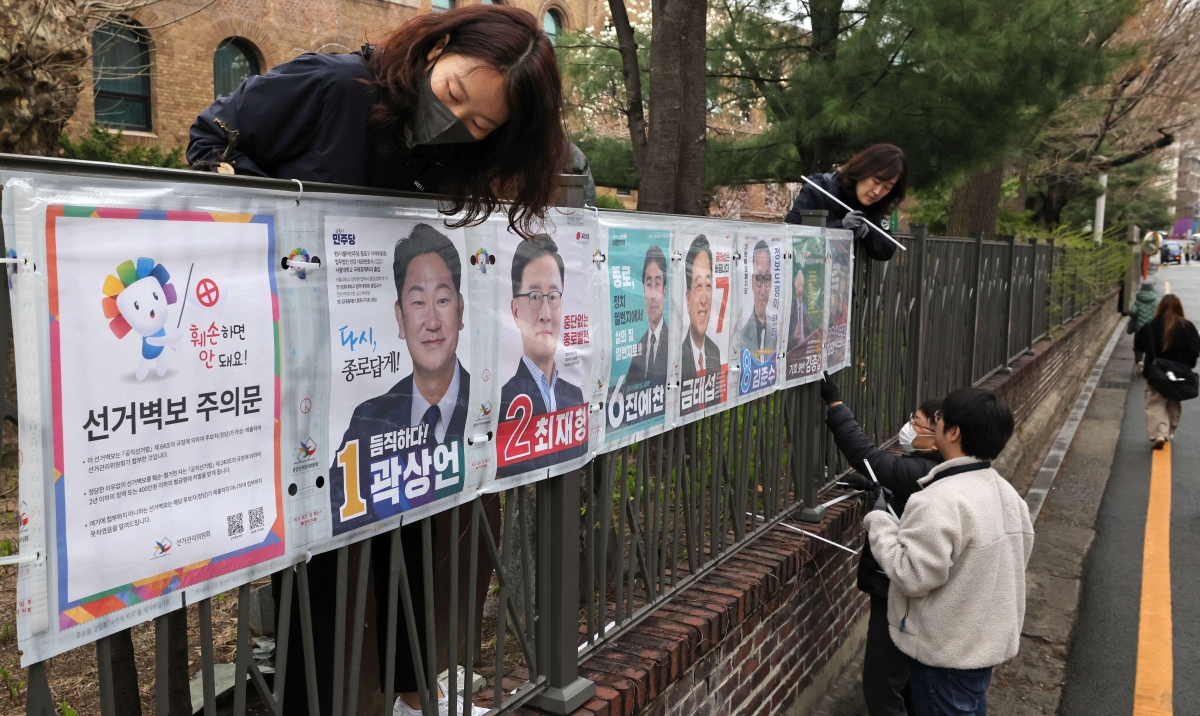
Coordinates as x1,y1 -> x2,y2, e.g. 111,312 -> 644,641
637,0 -> 707,214
607,0 -> 648,177
947,163 -> 1005,239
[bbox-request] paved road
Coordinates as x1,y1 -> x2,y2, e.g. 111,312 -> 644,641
1060,261 -> 1200,715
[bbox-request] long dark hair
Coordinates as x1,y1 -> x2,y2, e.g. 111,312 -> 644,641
836,144 -> 908,209
1154,293 -> 1188,349
367,6 -> 566,238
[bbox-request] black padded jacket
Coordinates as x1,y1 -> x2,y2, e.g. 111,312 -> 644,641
825,403 -> 942,597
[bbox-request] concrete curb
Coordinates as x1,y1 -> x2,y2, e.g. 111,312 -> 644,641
1025,319 -> 1127,522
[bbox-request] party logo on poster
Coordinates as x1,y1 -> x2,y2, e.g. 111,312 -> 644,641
605,227 -> 672,443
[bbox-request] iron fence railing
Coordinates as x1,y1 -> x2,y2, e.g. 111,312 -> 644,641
10,181 -> 1126,716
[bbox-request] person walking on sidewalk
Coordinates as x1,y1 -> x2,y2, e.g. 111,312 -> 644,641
1127,281 -> 1159,369
1134,294 -> 1200,449
821,376 -> 942,716
864,388 -> 1034,716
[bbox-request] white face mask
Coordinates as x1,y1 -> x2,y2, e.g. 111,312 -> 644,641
898,421 -> 930,454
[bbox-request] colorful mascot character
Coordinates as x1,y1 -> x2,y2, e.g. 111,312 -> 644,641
102,258 -> 183,380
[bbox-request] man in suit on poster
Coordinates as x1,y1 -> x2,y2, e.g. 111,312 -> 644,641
626,244 -> 669,388
498,234 -> 585,475
741,240 -> 776,355
681,235 -> 721,387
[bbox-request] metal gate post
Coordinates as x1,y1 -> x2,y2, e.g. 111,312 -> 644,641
908,223 -> 928,409
1026,239 -> 1038,353
530,470 -> 595,714
24,663 -> 53,716
1000,234 -> 1016,373
969,232 -> 984,384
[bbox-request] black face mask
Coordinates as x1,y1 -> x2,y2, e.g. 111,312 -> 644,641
409,67 -> 479,147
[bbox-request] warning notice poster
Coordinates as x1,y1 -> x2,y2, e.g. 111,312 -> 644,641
783,228 -> 826,386
736,228 -> 785,399
673,226 -> 735,420
324,217 -> 471,535
493,225 -> 594,484
48,206 -> 281,630
604,226 -> 673,445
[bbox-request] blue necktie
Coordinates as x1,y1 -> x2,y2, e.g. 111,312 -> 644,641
421,404 -> 441,445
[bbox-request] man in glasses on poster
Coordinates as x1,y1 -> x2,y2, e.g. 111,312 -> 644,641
497,234 -> 587,476
741,240 -> 777,356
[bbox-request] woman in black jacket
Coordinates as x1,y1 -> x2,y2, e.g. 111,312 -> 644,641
784,144 -> 908,262
822,377 -> 942,716
1134,293 -> 1200,449
188,7 -> 565,715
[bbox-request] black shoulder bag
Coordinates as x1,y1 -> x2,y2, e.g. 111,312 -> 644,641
1143,326 -> 1200,402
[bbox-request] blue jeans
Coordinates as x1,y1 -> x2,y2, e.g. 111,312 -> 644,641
907,659 -> 993,716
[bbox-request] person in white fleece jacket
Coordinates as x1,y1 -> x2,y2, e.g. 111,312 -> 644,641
864,388 -> 1034,716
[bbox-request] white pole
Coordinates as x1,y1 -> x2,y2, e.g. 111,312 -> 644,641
1094,173 -> 1108,243
798,176 -> 906,251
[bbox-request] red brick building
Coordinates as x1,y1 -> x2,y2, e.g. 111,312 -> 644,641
66,0 -> 600,151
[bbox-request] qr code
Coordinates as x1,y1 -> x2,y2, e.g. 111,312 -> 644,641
227,512 -> 244,537
249,507 -> 264,531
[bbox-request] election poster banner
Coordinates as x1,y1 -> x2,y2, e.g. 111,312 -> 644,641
47,206 -> 281,637
672,225 -> 736,422
603,224 -> 674,446
825,230 -> 854,373
492,222 -> 595,486
783,226 -> 827,387
736,227 -> 785,399
324,217 -> 472,535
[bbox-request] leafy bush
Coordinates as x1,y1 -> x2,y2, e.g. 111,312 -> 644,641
57,124 -> 186,169
574,134 -> 638,191
593,193 -> 627,209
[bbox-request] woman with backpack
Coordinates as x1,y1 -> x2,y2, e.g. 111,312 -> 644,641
1134,294 -> 1200,449
1127,281 -> 1160,370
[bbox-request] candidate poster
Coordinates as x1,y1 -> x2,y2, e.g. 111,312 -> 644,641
325,217 -> 471,535
493,225 -> 594,484
605,226 -> 673,444
783,228 -> 826,386
673,227 -> 735,420
736,228 -> 785,398
825,230 -> 854,373
48,206 -> 281,632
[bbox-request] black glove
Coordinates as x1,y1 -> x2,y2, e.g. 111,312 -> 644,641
837,472 -> 872,491
820,376 -> 842,405
841,210 -> 871,240
869,485 -> 893,514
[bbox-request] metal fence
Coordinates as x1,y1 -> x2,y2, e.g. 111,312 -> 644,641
17,214 -> 1126,716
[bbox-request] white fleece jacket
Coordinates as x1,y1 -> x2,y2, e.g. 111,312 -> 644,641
863,456 -> 1035,669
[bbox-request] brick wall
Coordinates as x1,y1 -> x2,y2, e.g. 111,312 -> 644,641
67,0 -> 602,151
558,498 -> 869,716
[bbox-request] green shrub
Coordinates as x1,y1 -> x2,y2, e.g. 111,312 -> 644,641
58,124 -> 186,169
593,193 -> 627,210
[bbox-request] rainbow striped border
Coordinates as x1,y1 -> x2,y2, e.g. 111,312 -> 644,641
46,206 -> 284,629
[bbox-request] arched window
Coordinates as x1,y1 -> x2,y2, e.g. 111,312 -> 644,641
214,38 -> 261,100
92,21 -> 152,131
543,9 -> 563,43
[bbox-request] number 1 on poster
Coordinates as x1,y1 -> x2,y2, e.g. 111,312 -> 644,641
337,440 -> 367,520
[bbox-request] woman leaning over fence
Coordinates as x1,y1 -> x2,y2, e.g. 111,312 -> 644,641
784,144 -> 908,262
821,375 -> 942,716
1134,294 -> 1200,450
188,7 -> 565,715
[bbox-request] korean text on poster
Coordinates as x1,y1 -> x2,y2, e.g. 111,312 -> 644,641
783,229 -> 826,386
675,229 -> 735,419
736,230 -> 785,397
825,231 -> 854,373
493,226 -> 593,482
325,217 -> 470,535
49,206 -> 281,631
604,227 -> 672,444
